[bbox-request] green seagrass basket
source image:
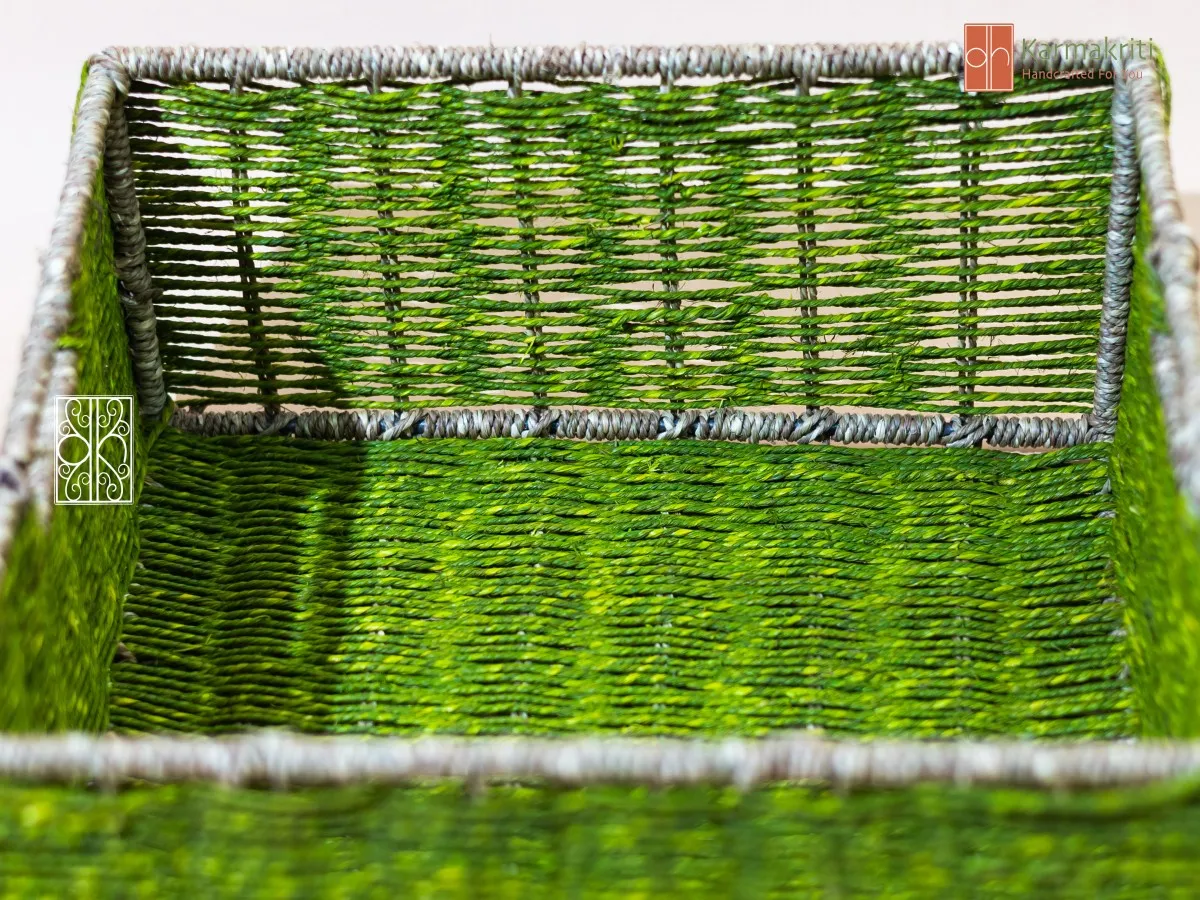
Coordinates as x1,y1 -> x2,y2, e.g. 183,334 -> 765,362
3,39 -> 1200,895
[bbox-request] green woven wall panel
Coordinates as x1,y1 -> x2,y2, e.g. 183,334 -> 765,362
1112,201 -> 1200,737
124,76 -> 1113,411
0,173 -> 140,732
110,434 -> 1129,738
3,778 -> 1200,897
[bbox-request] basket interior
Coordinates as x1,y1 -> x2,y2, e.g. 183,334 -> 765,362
8,46 -> 1200,895
10,66 -> 1197,745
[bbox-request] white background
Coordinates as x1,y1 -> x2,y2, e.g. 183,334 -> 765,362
1,0 -> 1195,427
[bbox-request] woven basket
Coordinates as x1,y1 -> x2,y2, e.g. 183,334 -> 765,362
2,40 -> 1200,894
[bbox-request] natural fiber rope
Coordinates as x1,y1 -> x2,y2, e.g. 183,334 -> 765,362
2,733 -> 1197,789
170,405 -> 1092,448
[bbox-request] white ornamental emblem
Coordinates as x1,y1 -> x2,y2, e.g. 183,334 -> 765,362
54,396 -> 134,505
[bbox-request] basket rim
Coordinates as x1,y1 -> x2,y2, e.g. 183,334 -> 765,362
3,732 -> 1199,789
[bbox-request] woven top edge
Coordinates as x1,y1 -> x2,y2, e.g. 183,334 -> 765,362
96,39 -> 1150,85
5,734 -> 1200,789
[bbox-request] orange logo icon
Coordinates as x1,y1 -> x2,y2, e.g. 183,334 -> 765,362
964,24 -> 1014,91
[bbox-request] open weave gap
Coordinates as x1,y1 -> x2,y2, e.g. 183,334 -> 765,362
110,432 -> 1130,739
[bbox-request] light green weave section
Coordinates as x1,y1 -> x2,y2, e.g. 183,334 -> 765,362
1112,201 -> 1200,737
124,76 -> 1113,411
3,777 -> 1200,896
0,166 -> 140,731
110,434 -> 1129,738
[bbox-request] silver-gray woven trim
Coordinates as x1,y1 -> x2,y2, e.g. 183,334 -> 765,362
1088,73 -> 1138,441
1127,55 -> 1200,511
170,406 -> 1092,448
101,41 -> 1131,85
1,733 -> 1198,789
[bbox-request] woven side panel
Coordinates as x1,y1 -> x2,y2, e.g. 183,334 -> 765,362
0,173 -> 140,731
122,76 -> 1113,413
2,778 -> 1200,894
111,435 -> 1130,738
1112,199 -> 1200,738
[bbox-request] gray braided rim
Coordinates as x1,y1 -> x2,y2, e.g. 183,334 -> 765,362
104,41 -> 1132,84
1,733 -> 1200,790
171,406 -> 1091,448
1088,73 -> 1138,441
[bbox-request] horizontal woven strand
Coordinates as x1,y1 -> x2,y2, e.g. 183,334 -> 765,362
111,434 -> 1128,738
169,406 -> 1092,448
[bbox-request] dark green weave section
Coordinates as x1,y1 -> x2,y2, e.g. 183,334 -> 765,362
0,167 -> 140,731
3,778 -> 1200,896
124,76 -> 1112,411
110,435 -> 1129,738
1112,201 -> 1200,737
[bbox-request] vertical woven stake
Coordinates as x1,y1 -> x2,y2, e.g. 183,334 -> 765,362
228,76 -> 277,415
659,69 -> 683,410
369,68 -> 408,407
958,114 -> 980,416
508,75 -> 547,405
795,78 -> 820,410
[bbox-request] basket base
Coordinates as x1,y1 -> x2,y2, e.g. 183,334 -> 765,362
110,432 -> 1131,739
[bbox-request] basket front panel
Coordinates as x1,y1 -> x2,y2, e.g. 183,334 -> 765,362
1,778 -> 1197,895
